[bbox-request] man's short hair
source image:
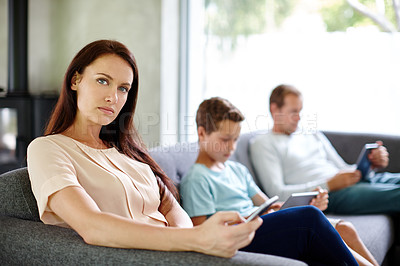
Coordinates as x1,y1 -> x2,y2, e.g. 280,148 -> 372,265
270,84 -> 302,109
196,97 -> 244,134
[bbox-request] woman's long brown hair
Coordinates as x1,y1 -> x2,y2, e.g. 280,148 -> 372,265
45,40 -> 178,204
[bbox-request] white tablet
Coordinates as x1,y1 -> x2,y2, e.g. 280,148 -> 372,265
280,191 -> 319,210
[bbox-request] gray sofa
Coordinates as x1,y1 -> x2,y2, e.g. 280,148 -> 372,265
149,130 -> 400,265
0,131 -> 398,265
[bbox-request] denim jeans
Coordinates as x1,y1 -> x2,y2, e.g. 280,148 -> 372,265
241,206 -> 357,266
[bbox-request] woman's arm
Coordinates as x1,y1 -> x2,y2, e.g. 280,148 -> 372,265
156,176 -> 192,228
191,215 -> 208,226
48,186 -> 262,257
164,195 -> 193,228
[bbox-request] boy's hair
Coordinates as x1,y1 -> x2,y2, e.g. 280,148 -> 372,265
196,97 -> 244,134
270,84 -> 302,109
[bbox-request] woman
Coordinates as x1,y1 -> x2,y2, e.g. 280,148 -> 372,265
27,40 -> 357,265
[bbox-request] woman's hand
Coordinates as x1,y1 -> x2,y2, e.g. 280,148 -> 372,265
193,211 -> 262,258
310,186 -> 329,211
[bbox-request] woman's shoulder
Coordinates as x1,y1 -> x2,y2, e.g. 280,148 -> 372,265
30,134 -> 66,144
28,134 -> 75,152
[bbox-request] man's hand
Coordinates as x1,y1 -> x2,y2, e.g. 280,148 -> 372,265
310,186 -> 329,211
327,170 -> 361,191
368,141 -> 389,169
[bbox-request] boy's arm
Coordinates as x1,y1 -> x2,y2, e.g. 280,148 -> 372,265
251,191 -> 268,206
180,171 -> 216,219
251,192 -> 283,213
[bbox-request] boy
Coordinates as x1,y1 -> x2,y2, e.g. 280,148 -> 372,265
180,97 -> 377,266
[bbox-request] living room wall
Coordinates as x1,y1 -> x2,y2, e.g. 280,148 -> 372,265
0,0 -> 6,92
0,0 -> 178,147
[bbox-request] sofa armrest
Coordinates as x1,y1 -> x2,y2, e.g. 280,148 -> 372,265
0,216 -> 306,265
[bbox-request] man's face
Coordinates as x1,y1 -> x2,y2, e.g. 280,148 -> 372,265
272,94 -> 303,135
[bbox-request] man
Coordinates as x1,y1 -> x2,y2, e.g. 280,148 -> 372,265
250,84 -> 400,214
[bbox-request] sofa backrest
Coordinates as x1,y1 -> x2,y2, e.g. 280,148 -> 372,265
2,130 -> 399,221
149,130 -> 400,189
324,131 -> 400,173
149,142 -> 199,185
0,167 -> 40,221
149,131 -> 267,187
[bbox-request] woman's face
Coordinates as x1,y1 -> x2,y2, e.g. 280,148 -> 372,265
71,54 -> 134,128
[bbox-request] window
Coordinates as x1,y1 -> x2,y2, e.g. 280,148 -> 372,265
0,108 -> 17,164
183,0 -> 400,142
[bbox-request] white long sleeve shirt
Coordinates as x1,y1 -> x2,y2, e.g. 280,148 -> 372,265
250,131 -> 353,201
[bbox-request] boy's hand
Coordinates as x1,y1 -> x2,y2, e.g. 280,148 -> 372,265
266,202 -> 283,213
310,186 -> 329,211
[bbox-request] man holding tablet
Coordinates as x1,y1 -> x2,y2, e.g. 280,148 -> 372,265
250,84 -> 400,216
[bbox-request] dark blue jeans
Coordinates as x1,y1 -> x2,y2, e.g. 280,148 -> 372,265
327,172 -> 400,214
241,206 -> 357,266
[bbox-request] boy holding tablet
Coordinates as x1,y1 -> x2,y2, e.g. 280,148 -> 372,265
181,97 -> 377,266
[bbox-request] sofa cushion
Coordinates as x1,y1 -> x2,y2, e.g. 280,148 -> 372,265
0,167 -> 40,221
326,214 -> 394,265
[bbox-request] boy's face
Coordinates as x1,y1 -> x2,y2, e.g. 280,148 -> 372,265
199,119 -> 241,164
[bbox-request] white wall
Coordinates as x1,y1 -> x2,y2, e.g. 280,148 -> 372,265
0,0 -> 7,92
0,0 -> 180,147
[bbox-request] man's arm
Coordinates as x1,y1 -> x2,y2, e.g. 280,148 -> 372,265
317,132 -> 352,169
317,132 -> 368,191
250,136 -> 328,200
326,170 -> 361,191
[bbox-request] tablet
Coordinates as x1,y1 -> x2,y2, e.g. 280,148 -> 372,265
245,195 -> 279,223
356,143 -> 379,180
280,191 -> 319,210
